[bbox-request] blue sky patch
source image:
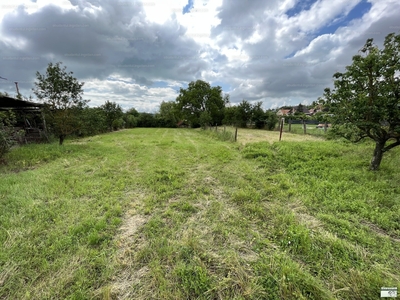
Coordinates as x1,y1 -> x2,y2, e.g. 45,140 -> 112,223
183,0 -> 194,14
316,0 -> 371,35
286,0 -> 319,17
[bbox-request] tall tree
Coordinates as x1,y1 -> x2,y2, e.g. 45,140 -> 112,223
157,101 -> 180,127
124,108 -> 139,128
100,101 -> 124,131
251,101 -> 265,129
33,62 -> 87,145
176,80 -> 229,127
321,33 -> 400,170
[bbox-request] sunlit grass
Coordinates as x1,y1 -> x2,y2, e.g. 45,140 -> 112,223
1,128 -> 399,299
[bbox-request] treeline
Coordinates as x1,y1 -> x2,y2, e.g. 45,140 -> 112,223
73,79 -> 281,138
75,98 -> 280,138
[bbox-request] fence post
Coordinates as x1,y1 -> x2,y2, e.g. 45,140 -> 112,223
235,126 -> 238,142
324,122 -> 328,133
279,118 -> 284,141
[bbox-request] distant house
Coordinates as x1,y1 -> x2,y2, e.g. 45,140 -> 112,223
277,109 -> 291,116
292,105 -> 310,115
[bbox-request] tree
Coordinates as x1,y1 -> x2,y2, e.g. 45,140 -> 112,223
78,107 -> 108,136
124,108 -> 140,128
321,33 -> 400,170
137,113 -> 157,127
33,62 -> 87,145
176,80 -> 229,127
157,101 -> 180,127
251,101 -> 265,129
100,101 -> 124,131
222,106 -> 239,126
265,109 -> 279,130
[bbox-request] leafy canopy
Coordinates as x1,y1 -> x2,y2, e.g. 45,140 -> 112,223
176,80 -> 229,127
321,33 -> 400,170
33,62 -> 87,145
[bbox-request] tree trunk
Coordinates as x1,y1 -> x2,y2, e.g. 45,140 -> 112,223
370,141 -> 385,171
59,135 -> 66,146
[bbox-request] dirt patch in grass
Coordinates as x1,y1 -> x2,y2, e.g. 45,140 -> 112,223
360,220 -> 400,243
106,189 -> 150,299
107,213 -> 149,299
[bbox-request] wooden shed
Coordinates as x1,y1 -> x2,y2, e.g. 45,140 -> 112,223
0,95 -> 47,143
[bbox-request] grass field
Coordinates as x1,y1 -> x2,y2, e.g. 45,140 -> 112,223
1,128 -> 399,299
205,125 -> 324,144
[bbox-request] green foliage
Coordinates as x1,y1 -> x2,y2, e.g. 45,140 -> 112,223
123,114 -> 137,128
112,118 -> 125,130
33,62 -> 87,145
100,101 -> 123,131
0,111 -> 23,159
176,80 -> 229,127
320,33 -> 400,170
78,107 -> 108,136
199,111 -> 212,129
157,101 -> 180,128
123,108 -> 139,128
223,101 -> 278,130
137,112 -> 157,127
265,109 -> 279,130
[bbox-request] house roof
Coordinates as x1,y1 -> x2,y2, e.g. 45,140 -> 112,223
0,95 -> 44,111
277,109 -> 291,115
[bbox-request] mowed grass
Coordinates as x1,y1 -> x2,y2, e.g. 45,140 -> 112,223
0,128 -> 399,299
204,125 -> 324,144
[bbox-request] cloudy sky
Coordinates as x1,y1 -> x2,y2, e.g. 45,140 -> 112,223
0,0 -> 399,112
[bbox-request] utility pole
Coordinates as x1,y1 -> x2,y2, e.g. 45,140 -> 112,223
15,82 -> 21,98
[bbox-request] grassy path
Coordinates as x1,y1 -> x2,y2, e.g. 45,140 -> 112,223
1,128 -> 399,299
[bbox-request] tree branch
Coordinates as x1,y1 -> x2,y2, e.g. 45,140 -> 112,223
383,138 -> 400,152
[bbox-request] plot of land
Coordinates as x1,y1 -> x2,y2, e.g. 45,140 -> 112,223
1,128 -> 399,299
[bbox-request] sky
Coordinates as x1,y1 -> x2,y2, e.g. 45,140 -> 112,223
0,0 -> 399,112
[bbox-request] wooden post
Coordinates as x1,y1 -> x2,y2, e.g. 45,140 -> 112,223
324,122 -> 328,133
235,126 -> 238,142
288,118 -> 292,132
279,118 -> 284,141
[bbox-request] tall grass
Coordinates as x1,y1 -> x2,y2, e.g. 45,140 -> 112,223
1,128 -> 399,299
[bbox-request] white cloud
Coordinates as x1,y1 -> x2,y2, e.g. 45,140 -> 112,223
0,0 -> 398,112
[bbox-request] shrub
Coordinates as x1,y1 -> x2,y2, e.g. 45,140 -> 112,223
0,111 -> 23,159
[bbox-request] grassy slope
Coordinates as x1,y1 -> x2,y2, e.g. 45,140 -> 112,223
0,128 -> 399,299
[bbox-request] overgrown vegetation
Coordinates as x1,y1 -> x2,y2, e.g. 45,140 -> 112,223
0,110 -> 23,160
1,128 -> 399,299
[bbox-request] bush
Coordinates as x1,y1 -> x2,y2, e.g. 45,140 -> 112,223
112,118 -> 125,130
0,111 -> 23,159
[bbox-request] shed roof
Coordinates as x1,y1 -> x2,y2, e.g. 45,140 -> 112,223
0,95 -> 44,111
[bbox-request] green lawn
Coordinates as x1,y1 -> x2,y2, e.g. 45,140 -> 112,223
1,128 -> 399,299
